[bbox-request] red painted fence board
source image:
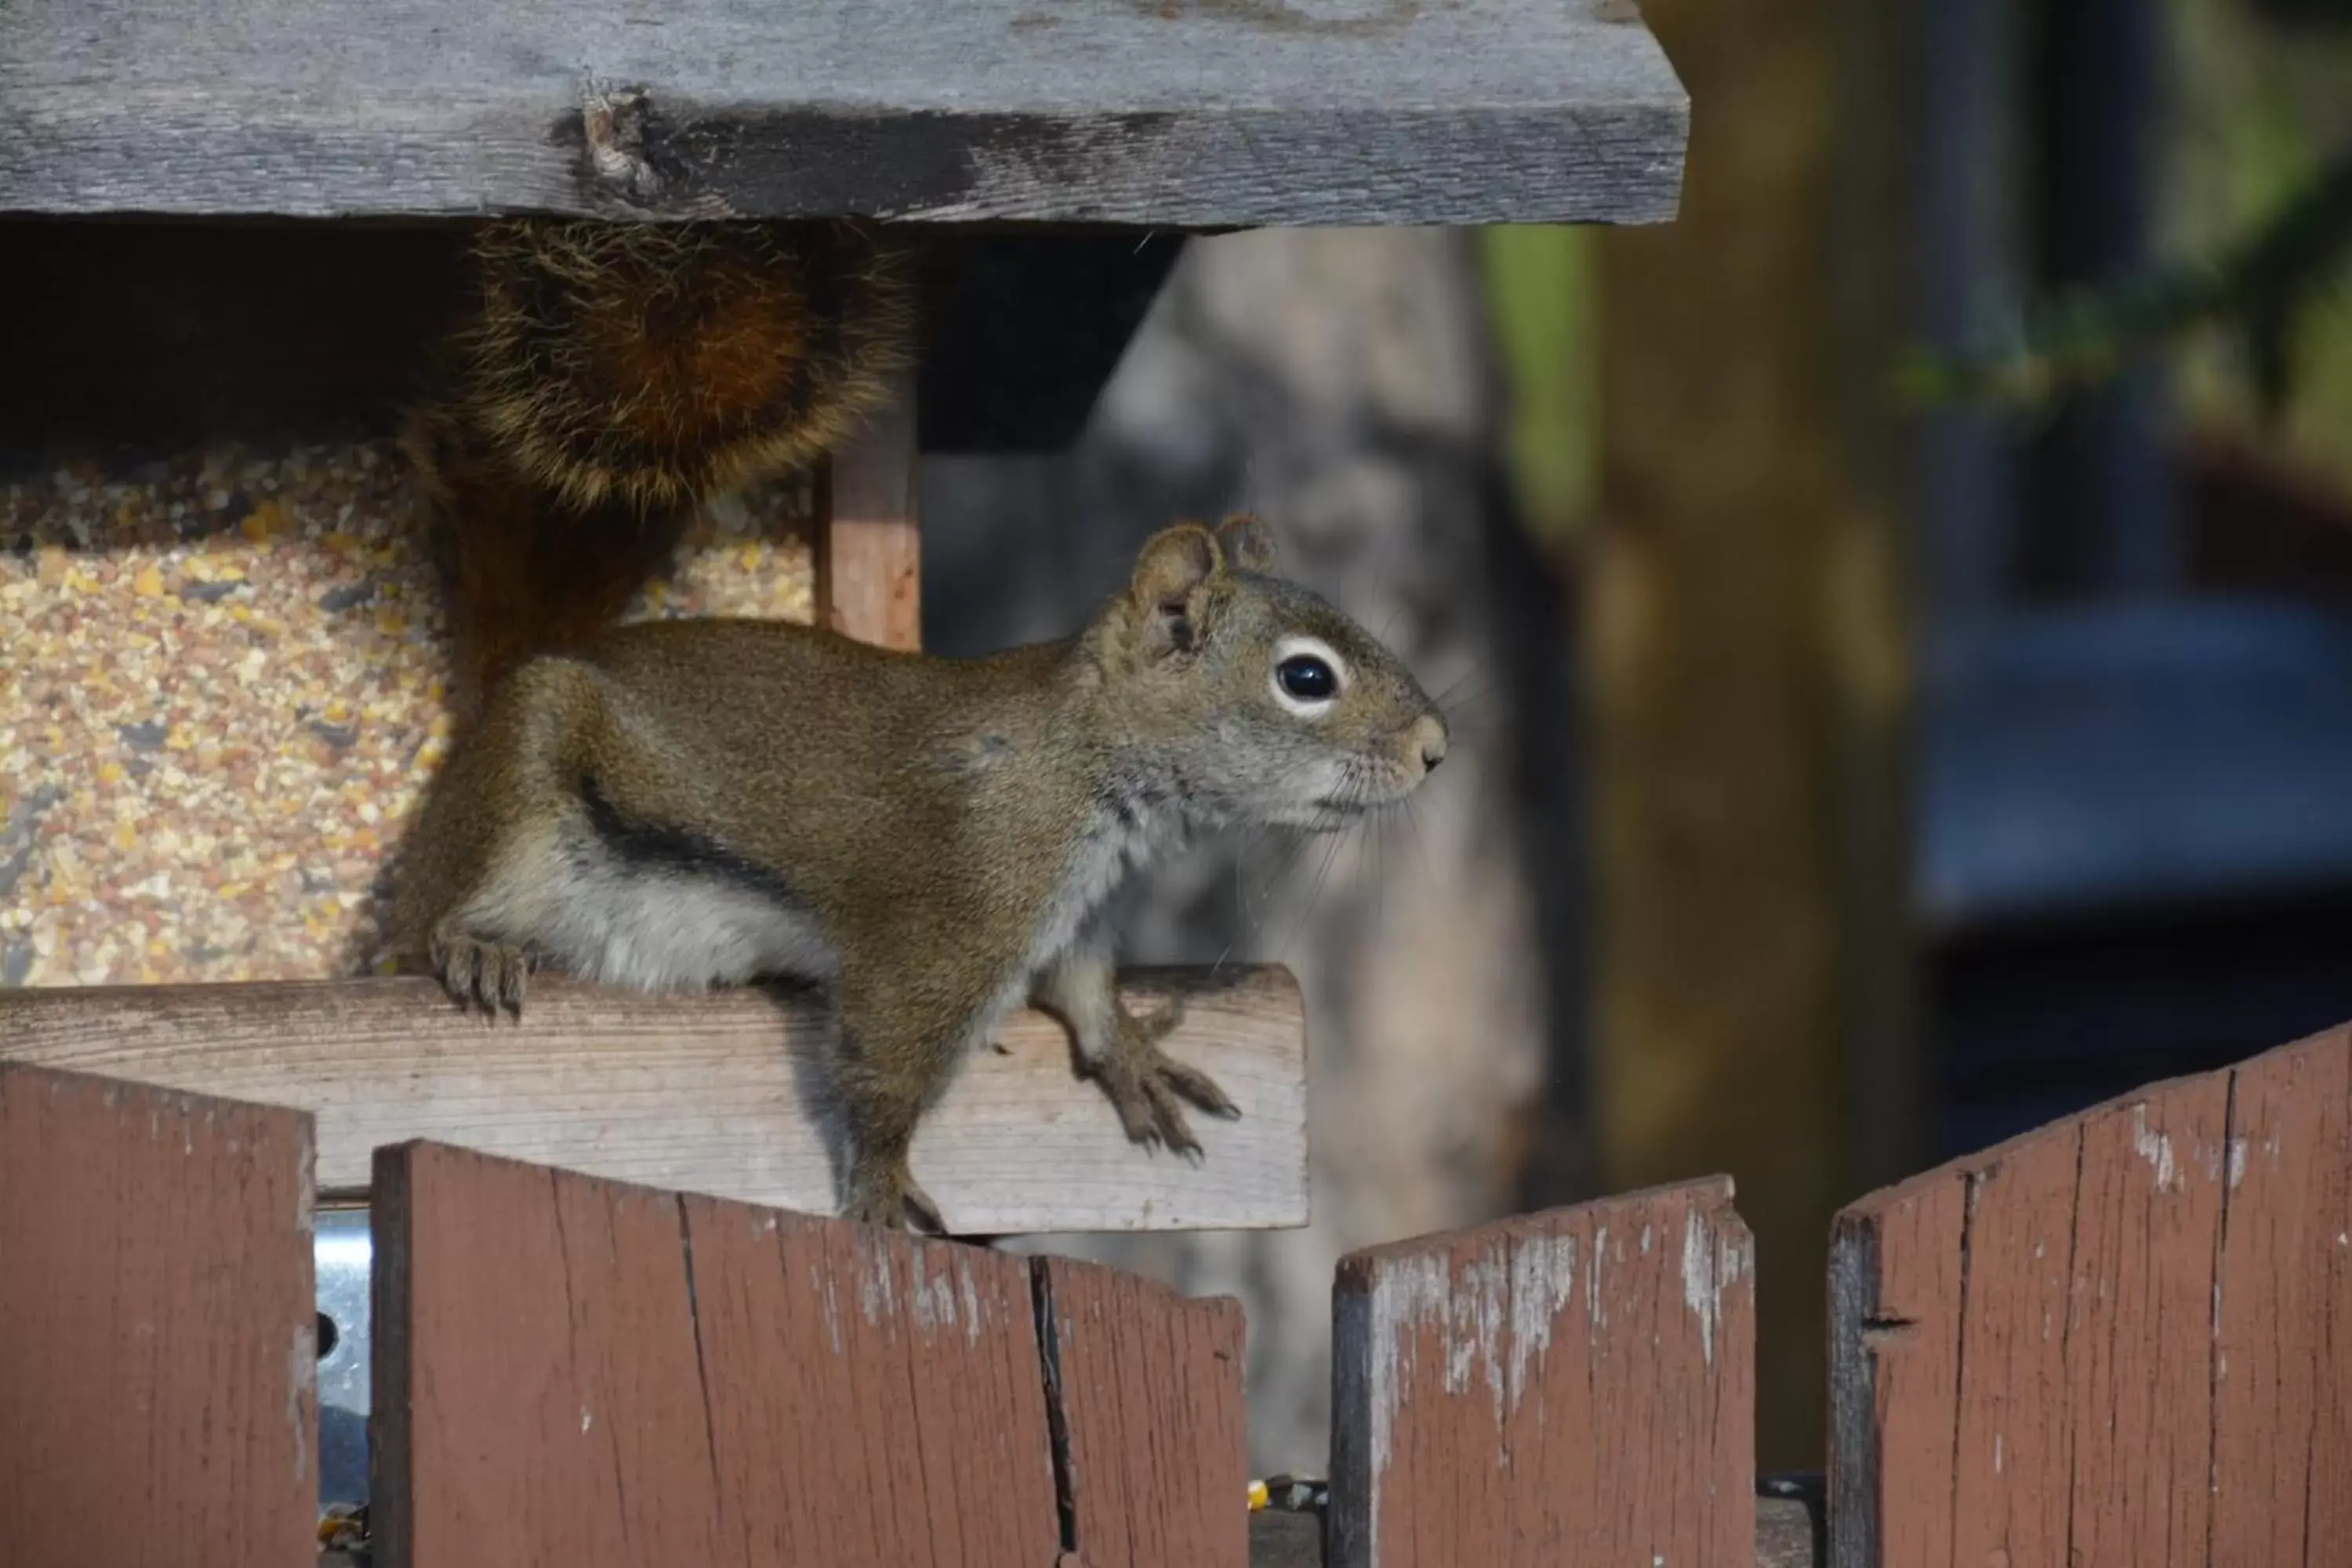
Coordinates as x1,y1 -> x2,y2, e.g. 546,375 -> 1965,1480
1831,1025 -> 2352,1568
371,1139 -> 1061,1568
0,1062 -> 317,1568
1036,1254 -> 1250,1568
2209,1026 -> 2352,1565
1328,1176 -> 1756,1568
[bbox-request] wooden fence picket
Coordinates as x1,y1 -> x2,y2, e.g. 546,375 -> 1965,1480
1328,1176 -> 1757,1567
1035,1255 -> 1250,1568
0,1062 -> 318,1568
1830,1024 -> 2352,1568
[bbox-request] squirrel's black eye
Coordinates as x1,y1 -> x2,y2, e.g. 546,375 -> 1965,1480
1276,655 -> 1338,702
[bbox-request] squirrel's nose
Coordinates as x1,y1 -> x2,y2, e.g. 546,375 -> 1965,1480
1410,713 -> 1448,775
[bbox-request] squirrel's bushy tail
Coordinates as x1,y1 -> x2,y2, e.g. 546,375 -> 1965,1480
403,218 -> 914,710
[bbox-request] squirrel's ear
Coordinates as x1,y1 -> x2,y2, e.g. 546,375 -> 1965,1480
1129,523 -> 1224,655
1214,513 -> 1279,574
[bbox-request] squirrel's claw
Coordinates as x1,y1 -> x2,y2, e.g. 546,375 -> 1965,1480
843,1157 -> 945,1236
429,928 -> 531,1021
1156,1054 -> 1240,1122
1093,1014 -> 1239,1163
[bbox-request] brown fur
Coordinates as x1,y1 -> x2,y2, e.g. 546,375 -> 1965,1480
388,516 -> 1449,1231
401,218 -> 913,710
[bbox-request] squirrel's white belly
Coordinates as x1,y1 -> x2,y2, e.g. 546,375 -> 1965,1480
473,826 -> 840,993
564,872 -> 836,993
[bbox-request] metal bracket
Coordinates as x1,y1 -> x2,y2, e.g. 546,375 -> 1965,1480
316,1205 -> 372,1508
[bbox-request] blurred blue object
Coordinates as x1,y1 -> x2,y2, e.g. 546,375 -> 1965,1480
1919,597 -> 2352,930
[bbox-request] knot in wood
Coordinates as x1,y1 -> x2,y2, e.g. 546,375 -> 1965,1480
579,82 -> 662,200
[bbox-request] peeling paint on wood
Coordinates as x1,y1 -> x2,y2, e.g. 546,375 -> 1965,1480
0,1062 -> 317,1568
1329,1177 -> 1755,1567
1831,1024 -> 2352,1568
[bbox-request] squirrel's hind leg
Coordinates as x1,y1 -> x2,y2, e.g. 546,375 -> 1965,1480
828,960 -> 1013,1234
397,659 -> 615,1019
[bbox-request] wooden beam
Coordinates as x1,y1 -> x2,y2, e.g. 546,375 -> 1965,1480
0,965 -> 1308,1236
820,362 -> 923,652
0,0 -> 1687,226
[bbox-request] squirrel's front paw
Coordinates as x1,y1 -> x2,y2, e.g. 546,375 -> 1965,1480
429,926 -> 532,1018
842,1156 -> 946,1235
1091,1001 -> 1240,1160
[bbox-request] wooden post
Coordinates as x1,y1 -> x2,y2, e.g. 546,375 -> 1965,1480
820,364 -> 923,652
0,1063 -> 318,1568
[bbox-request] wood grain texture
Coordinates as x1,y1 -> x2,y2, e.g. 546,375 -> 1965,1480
1831,1025 -> 2352,1568
1036,1255 -> 1250,1568
1752,1494 -> 1824,1568
372,1140 -> 1061,1568
0,964 -> 1307,1235
2209,1025 -> 2352,1565
0,0 -> 1686,226
0,1062 -> 317,1568
1327,1177 -> 1755,1568
821,362 -> 922,652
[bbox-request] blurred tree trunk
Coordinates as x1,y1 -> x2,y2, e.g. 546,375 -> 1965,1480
1591,0 -> 1920,1469
921,228 -> 1575,1472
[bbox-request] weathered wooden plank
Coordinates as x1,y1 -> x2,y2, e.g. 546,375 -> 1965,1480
0,965 -> 1307,1235
1832,1026 -> 2352,1568
821,362 -> 923,652
1036,1255 -> 1249,1568
0,0 -> 1687,225
1328,1177 -> 1755,1568
0,1062 -> 317,1568
2209,1025 -> 2352,1566
2066,1077 -> 2231,1564
370,1141 -> 727,1567
1940,1111 -> 2082,1568
1828,1163 -> 1962,1568
372,1140 -> 1062,1567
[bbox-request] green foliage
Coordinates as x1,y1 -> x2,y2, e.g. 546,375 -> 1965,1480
1895,143 -> 2352,422
1478,225 -> 1599,546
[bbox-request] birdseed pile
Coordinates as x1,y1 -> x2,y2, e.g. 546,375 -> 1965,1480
2,441 -> 816,988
